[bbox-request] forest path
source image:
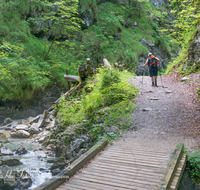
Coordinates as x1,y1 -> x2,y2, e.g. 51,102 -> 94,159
113,74 -> 200,153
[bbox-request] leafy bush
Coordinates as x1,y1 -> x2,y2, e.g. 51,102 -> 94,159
57,68 -> 138,141
187,151 -> 200,183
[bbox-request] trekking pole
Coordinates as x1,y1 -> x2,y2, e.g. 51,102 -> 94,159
142,70 -> 144,85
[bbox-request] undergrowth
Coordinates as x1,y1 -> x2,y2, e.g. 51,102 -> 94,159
0,0 -> 178,101
57,68 -> 138,142
187,151 -> 200,184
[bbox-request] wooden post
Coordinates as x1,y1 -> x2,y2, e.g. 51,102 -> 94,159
66,69 -> 71,90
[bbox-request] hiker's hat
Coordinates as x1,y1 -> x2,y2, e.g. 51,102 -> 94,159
86,58 -> 90,61
148,52 -> 152,57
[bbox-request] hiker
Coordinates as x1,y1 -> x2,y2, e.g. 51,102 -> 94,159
86,58 -> 94,77
143,53 -> 160,86
78,62 -> 87,83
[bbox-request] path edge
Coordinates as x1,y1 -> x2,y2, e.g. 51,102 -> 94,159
33,138 -> 108,190
157,143 -> 184,190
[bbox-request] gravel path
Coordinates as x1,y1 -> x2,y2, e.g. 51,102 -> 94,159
111,74 -> 200,153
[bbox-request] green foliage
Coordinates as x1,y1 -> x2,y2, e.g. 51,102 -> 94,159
0,0 -> 178,101
187,151 -> 200,183
166,0 -> 200,75
57,68 -> 138,142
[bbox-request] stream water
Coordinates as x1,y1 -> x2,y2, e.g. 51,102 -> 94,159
3,138 -> 55,189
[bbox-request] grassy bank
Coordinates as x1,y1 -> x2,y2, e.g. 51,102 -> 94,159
56,68 -> 138,142
0,0 -> 178,101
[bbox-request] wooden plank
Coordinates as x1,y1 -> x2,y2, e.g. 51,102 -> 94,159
84,166 -> 163,179
96,157 -> 167,169
57,184 -> 86,190
81,170 -> 161,183
70,179 -> 136,190
58,182 -> 102,190
106,149 -> 170,157
99,154 -> 169,165
76,172 -> 159,186
74,176 -> 152,190
108,147 -> 170,154
157,143 -> 184,190
89,161 -> 165,174
102,153 -> 170,163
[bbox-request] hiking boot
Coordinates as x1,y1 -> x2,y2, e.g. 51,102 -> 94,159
152,82 -> 154,86
155,80 -> 158,87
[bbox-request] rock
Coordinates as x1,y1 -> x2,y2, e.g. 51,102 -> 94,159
28,116 -> 40,125
96,118 -> 105,124
15,171 -> 32,190
37,110 -> 50,128
15,124 -> 29,131
4,118 -> 13,125
10,130 -> 30,138
13,148 -> 27,155
165,90 -> 172,93
46,119 -> 57,130
150,97 -> 159,100
29,123 -> 40,135
161,132 -> 166,135
0,147 -> 13,155
50,157 -> 68,174
51,168 -> 61,176
142,108 -> 152,111
0,132 -> 9,143
47,158 -> 57,163
0,165 -> 15,190
65,146 -> 73,160
106,126 -> 119,134
38,136 -> 46,143
37,131 -> 50,143
77,148 -> 87,156
181,77 -> 190,82
188,29 -> 200,70
71,139 -> 85,151
1,159 -> 22,166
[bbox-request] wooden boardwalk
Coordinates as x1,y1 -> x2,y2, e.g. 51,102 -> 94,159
56,146 -> 173,190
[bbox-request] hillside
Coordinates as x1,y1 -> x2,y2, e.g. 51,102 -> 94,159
0,0 -> 178,102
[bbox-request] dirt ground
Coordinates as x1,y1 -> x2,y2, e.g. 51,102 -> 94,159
111,73 -> 200,153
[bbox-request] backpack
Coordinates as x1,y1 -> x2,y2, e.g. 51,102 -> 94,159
149,55 -> 157,67
79,64 -> 86,72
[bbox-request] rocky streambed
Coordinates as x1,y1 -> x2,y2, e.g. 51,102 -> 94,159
0,106 -> 96,189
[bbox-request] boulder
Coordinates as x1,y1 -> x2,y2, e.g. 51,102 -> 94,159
106,126 -> 119,134
37,131 -> 50,143
37,110 -> 49,128
0,132 -> 9,143
13,148 -> 27,155
0,147 -> 13,156
28,116 -> 40,125
50,157 -> 68,175
15,124 -> 29,131
29,123 -> 40,135
15,171 -> 32,190
4,118 -> 13,125
46,119 -> 57,131
71,139 -> 85,152
1,159 -> 22,166
0,165 -> 15,190
10,130 -> 30,138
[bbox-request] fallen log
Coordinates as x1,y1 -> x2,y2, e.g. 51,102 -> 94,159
64,75 -> 79,82
48,82 -> 85,111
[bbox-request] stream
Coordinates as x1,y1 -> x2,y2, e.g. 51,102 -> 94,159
3,138 -> 55,189
0,86 -> 68,189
